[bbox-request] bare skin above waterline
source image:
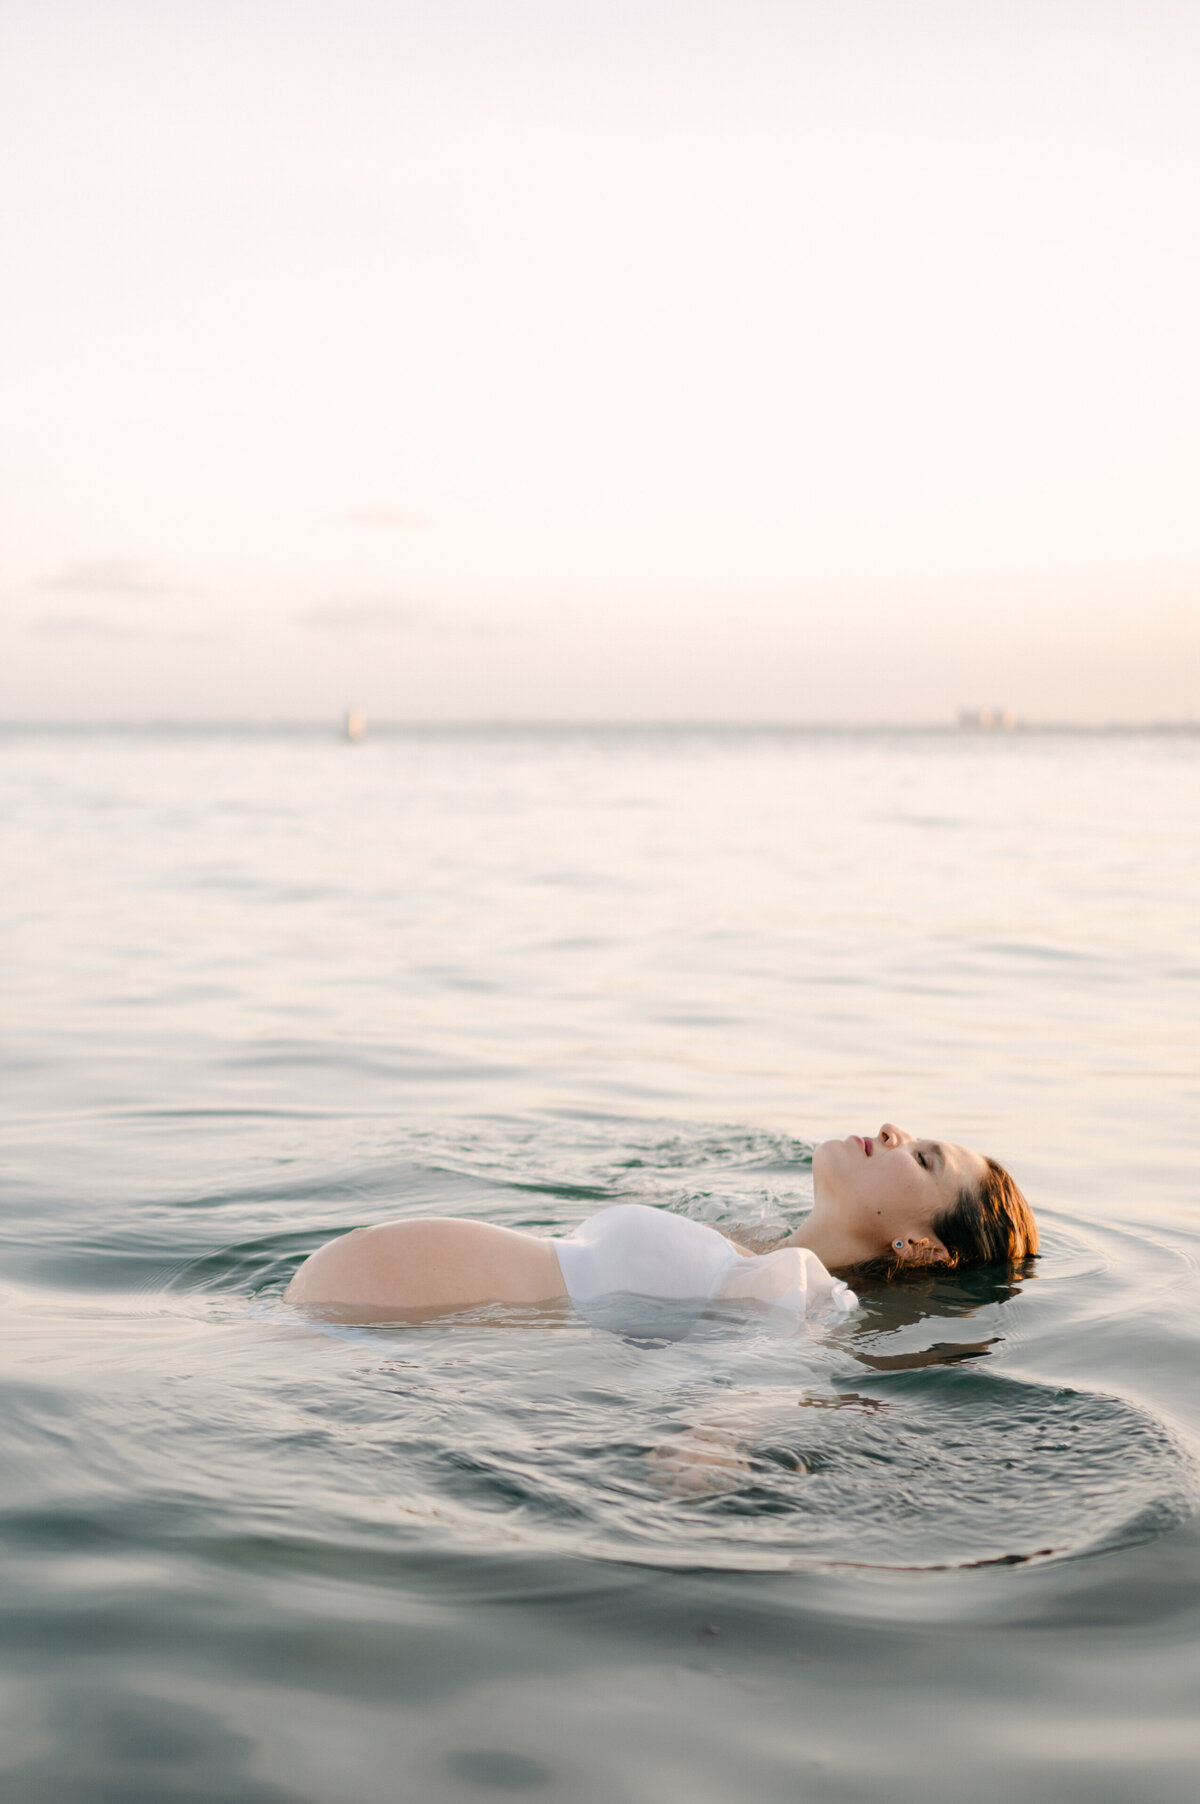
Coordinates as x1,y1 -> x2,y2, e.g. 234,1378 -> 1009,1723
284,1217 -> 569,1312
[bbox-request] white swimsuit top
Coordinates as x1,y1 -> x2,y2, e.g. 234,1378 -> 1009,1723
552,1204 -> 856,1318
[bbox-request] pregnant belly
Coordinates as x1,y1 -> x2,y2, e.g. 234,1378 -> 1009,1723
285,1217 -> 569,1314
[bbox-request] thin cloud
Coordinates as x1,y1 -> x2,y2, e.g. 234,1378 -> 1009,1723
37,557 -> 169,598
295,600 -> 523,638
297,601 -> 412,632
344,508 -> 429,529
32,613 -> 150,639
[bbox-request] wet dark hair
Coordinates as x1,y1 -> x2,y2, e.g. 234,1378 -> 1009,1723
854,1157 -> 1037,1281
933,1157 -> 1038,1269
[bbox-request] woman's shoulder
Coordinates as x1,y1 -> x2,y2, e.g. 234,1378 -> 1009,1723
717,1242 -> 857,1315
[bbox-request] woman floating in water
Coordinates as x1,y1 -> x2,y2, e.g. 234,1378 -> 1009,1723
285,1124 -> 1037,1321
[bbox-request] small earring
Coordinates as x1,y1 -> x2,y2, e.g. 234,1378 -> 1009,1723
893,1240 -> 904,1251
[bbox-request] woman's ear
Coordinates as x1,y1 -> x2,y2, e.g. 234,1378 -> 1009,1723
894,1235 -> 949,1268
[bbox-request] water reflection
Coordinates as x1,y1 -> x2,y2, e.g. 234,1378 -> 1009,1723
843,1261 -> 1036,1370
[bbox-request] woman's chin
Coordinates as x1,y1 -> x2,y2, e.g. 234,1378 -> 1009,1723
811,1137 -> 840,1187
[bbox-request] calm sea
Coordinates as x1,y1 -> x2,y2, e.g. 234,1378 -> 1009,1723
3,724 -> 1198,1803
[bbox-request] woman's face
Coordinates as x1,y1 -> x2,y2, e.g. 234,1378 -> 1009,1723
812,1123 -> 988,1264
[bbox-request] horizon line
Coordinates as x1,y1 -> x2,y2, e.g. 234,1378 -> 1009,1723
2,716 -> 1198,736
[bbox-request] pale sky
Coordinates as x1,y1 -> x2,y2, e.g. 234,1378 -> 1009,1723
2,0 -> 1198,723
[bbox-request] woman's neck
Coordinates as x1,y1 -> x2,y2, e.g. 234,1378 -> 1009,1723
781,1214 -> 871,1275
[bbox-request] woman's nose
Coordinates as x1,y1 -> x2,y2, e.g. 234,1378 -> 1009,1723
879,1122 -> 912,1147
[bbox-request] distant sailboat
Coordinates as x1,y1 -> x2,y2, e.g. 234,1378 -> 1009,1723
343,706 -> 366,742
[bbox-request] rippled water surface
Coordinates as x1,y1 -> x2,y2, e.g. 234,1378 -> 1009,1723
3,725 -> 1199,1802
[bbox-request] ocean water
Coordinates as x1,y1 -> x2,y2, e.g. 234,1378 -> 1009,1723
2,723 -> 1198,1804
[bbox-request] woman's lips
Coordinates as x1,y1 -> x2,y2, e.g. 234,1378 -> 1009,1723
855,1135 -> 874,1156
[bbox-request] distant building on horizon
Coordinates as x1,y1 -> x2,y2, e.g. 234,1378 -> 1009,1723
957,705 -> 1017,731
342,706 -> 366,742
